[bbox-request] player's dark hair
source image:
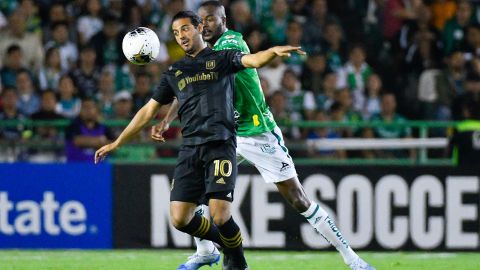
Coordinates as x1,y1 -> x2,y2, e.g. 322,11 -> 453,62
172,11 -> 202,27
199,0 -> 223,9
6,44 -> 21,54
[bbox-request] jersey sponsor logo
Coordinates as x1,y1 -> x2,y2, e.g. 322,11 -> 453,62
225,35 -> 236,39
216,178 -> 226,184
252,114 -> 260,126
280,162 -> 291,172
256,143 -> 276,154
206,60 -> 215,70
177,72 -> 219,91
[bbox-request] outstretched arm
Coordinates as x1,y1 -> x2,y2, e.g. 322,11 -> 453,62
151,98 -> 179,142
95,99 -> 162,163
241,46 -> 305,69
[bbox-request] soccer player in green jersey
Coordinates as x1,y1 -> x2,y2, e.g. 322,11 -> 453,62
152,2 -> 375,270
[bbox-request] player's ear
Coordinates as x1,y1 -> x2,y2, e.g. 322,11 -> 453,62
222,17 -> 226,27
197,22 -> 204,34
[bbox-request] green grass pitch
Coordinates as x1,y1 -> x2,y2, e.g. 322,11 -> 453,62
0,250 -> 479,270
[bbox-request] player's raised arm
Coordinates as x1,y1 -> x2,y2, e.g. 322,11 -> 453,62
241,46 -> 306,69
95,99 -> 162,163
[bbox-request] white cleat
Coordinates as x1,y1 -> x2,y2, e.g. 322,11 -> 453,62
177,248 -> 221,270
349,257 -> 376,270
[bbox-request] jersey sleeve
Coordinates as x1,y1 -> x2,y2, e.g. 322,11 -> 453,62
223,49 -> 246,74
152,73 -> 175,105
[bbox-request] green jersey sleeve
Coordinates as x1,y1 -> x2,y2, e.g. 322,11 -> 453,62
213,30 -> 277,137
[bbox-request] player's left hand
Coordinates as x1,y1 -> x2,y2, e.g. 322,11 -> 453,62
151,120 -> 170,142
271,46 -> 306,57
94,142 -> 118,164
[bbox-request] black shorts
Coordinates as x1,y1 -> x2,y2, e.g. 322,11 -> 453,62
170,137 -> 237,203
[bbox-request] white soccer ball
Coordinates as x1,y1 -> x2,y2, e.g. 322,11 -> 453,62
122,27 -> 160,65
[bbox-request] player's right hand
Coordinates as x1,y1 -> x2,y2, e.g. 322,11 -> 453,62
94,142 -> 118,164
151,120 -> 170,142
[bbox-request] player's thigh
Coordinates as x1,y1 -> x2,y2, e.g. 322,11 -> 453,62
203,138 -> 237,202
237,127 -> 297,183
170,145 -> 205,203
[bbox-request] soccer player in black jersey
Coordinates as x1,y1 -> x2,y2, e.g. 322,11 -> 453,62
94,11 -> 304,270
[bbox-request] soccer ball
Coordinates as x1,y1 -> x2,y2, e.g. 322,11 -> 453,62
122,27 -> 160,65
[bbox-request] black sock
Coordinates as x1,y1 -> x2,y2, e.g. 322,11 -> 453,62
217,217 -> 246,265
177,213 -> 222,245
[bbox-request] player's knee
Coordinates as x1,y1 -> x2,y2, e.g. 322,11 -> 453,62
170,212 -> 191,229
212,214 -> 230,226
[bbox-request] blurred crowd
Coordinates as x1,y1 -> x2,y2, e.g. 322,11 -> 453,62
0,0 -> 480,162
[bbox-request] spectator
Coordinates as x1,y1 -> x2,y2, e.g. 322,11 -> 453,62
230,0 -> 255,33
132,72 -> 153,112
90,13 -> 124,67
29,90 -> 65,162
42,3 -> 69,43
419,50 -> 466,120
268,91 -> 301,140
280,69 -> 316,121
465,24 -> 480,58
15,68 -> 40,116
95,70 -> 116,118
401,3 -> 442,74
65,98 -> 114,162
258,56 -> 288,92
245,26 -> 269,54
443,0 -> 473,55
0,44 -> 24,88
301,52 -> 328,95
18,0 -> 41,36
303,0 -> 337,52
0,9 -> 44,71
314,72 -> 337,111
335,88 -> 363,137
77,0 -> 104,45
56,74 -> 81,119
261,0 -> 291,45
363,73 -> 382,119
383,0 -> 421,40
306,110 -> 345,159
321,21 -> 347,72
44,21 -> 79,72
430,0 -> 457,31
283,20 -> 307,74
37,47 -> 62,91
69,45 -> 100,98
0,87 -> 28,141
110,90 -> 133,121
0,87 -> 28,162
337,44 -> 373,111
368,92 -> 413,158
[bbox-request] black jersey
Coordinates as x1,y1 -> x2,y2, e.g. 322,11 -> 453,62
152,47 -> 245,145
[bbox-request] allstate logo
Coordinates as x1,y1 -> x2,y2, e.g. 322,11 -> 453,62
0,191 -> 89,236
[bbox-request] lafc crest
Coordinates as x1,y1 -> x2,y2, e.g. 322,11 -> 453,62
206,60 -> 215,70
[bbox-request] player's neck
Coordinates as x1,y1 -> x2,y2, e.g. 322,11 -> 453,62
187,43 -> 208,58
209,29 -> 228,47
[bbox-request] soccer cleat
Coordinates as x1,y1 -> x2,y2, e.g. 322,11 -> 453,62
177,249 -> 221,270
348,257 -> 376,270
221,253 -> 249,270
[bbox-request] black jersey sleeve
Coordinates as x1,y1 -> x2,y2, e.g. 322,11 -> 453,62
152,73 -> 175,105
223,49 -> 246,74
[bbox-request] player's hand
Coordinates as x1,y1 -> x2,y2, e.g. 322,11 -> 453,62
271,46 -> 306,57
151,120 -> 170,142
94,142 -> 118,164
